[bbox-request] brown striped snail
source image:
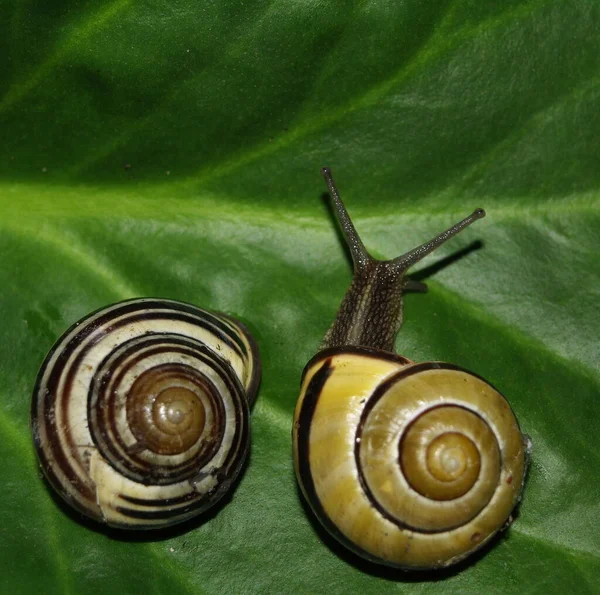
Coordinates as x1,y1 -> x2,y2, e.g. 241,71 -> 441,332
31,298 -> 260,529
292,168 -> 530,570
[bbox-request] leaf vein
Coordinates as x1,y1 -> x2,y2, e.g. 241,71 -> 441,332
0,0 -> 133,113
172,0 -> 554,188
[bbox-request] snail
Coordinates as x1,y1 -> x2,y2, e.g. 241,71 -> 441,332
31,298 -> 260,529
292,168 -> 530,569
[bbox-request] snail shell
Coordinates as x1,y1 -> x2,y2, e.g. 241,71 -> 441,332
294,348 -> 527,569
292,169 -> 530,569
31,298 -> 260,529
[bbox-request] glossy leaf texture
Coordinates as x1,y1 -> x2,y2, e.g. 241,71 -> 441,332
1,1 -> 599,593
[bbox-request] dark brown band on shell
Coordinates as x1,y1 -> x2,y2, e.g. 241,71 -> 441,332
87,334 -> 239,485
31,298 -> 256,528
301,345 -> 411,384
354,362 -> 503,534
296,358 -> 390,566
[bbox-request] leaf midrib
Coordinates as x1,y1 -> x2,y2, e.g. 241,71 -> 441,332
0,182 -> 598,224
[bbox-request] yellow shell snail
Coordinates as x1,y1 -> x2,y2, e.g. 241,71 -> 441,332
31,298 -> 260,529
292,169 -> 530,569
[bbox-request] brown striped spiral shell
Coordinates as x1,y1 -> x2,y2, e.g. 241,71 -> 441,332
31,298 -> 260,529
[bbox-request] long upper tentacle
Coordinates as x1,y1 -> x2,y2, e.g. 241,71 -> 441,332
320,167 -> 485,351
321,168 -> 371,269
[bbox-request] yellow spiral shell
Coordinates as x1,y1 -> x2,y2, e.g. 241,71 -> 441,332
293,347 -> 528,569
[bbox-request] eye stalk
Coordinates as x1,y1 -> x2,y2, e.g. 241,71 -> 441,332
320,167 -> 485,352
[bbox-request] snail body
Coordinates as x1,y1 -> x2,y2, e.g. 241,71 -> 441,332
292,169 -> 529,569
32,298 -> 260,529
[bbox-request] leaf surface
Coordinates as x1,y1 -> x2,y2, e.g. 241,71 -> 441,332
1,1 -> 599,593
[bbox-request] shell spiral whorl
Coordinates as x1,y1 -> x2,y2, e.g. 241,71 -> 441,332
294,350 -> 526,569
32,298 -> 260,529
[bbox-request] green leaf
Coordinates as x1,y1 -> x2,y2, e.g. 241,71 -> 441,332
1,1 -> 599,593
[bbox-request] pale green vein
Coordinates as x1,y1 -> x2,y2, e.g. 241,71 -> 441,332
436,0 -> 535,34
563,555 -> 598,594
171,0 -> 553,188
66,80 -> 192,178
420,0 -> 464,36
3,222 -> 139,300
143,542 -> 204,595
10,0 -> 277,177
0,0 -> 133,113
568,550 -> 600,594
0,409 -> 73,594
67,0 -> 328,177
512,527 -> 600,569
449,75 -> 600,194
0,181 -> 598,226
